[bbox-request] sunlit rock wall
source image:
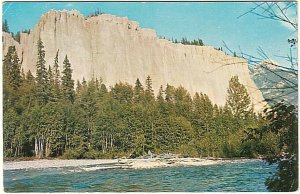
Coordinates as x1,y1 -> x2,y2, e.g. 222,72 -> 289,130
3,10 -> 267,111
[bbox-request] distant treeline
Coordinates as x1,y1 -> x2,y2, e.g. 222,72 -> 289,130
87,8 -> 105,17
3,19 -> 30,43
159,36 -> 204,46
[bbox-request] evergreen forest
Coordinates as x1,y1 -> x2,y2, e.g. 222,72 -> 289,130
3,38 -> 279,160
3,4 -> 298,190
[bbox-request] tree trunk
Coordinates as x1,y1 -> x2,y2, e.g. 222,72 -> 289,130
110,135 -> 112,150
10,142 -> 13,156
21,146 -> 23,157
102,131 -> 105,154
45,138 -> 51,157
45,139 -> 48,157
102,141 -> 105,154
38,138 -> 44,158
17,144 -> 20,156
14,146 -> 18,157
35,138 -> 38,157
42,138 -> 45,157
65,134 -> 68,150
111,135 -> 113,151
39,138 -> 42,158
105,137 -> 107,150
142,144 -> 145,153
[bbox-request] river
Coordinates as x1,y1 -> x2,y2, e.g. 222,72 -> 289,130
4,160 -> 275,192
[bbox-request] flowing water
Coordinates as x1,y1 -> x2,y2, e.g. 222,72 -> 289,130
4,160 -> 276,192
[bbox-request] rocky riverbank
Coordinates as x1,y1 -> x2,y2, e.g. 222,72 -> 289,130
3,157 -> 258,171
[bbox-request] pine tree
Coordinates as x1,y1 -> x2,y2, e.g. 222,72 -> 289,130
111,82 -> 133,104
23,70 -> 36,109
20,68 -> 26,82
198,39 -> 204,46
199,93 -> 214,131
26,70 -> 34,82
226,76 -> 252,119
145,75 -> 154,102
191,92 -> 203,134
174,86 -> 192,118
164,84 -> 176,115
48,65 -> 55,102
53,50 -> 60,86
61,55 -> 75,103
100,82 -> 108,95
157,85 -> 164,103
11,48 -> 21,89
82,77 -> 87,88
165,84 -> 175,103
2,19 -> 9,33
76,80 -> 82,94
157,85 -> 168,115
48,66 -> 53,85
95,78 -> 100,91
3,46 -> 21,90
14,31 -> 21,43
3,46 -> 22,111
134,78 -> 144,103
52,50 -> 61,101
35,38 -> 49,105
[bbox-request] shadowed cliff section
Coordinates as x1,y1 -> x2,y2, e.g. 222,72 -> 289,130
2,10 -> 266,111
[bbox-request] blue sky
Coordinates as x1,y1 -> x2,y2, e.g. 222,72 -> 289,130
2,2 -> 297,67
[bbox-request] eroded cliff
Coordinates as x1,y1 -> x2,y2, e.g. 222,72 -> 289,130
2,10 -> 267,111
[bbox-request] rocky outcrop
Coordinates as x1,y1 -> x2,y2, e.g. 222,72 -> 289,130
250,61 -> 298,105
2,10 -> 267,111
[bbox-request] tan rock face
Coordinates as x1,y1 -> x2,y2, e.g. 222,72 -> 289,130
2,10 -> 267,111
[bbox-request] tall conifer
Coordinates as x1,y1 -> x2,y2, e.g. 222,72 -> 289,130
36,38 -> 49,105
3,46 -> 21,90
145,75 -> 154,102
61,55 -> 75,103
134,78 -> 144,103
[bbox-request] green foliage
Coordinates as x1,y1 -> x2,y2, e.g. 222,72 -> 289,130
245,103 -> 298,191
36,38 -> 49,105
53,50 -> 60,85
87,8 -> 105,17
3,109 -> 20,157
13,32 -> 20,43
111,82 -> 133,103
226,76 -> 252,119
3,19 -> 9,32
174,86 -> 192,118
177,37 -> 204,46
83,149 -> 102,159
22,29 -> 30,34
3,46 -> 23,113
62,55 -> 75,103
63,148 -> 84,159
134,78 -> 144,103
10,29 -> 30,43
3,14 -> 295,193
50,50 -> 61,102
3,46 -> 22,90
3,44 -> 277,162
145,75 -> 154,102
192,92 -> 214,132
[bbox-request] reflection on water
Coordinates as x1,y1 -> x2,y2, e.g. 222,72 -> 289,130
4,160 -> 276,192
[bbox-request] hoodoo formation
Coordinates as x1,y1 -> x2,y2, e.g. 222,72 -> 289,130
3,10 -> 266,111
